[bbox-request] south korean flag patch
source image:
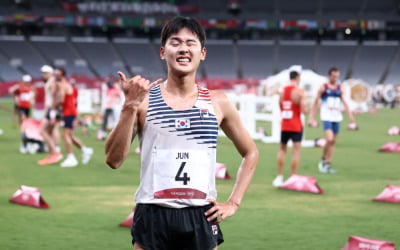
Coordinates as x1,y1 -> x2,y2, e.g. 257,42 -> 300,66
175,118 -> 190,129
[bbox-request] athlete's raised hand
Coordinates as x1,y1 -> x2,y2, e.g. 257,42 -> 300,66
118,71 -> 163,108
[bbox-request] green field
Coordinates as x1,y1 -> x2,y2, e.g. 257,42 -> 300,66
0,98 -> 399,250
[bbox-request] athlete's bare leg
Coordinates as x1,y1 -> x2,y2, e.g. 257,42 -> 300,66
40,119 -> 57,154
18,115 -> 27,127
71,135 -> 84,150
52,124 -> 60,149
290,141 -> 301,175
62,128 -> 74,154
322,129 -> 337,163
277,143 -> 287,176
12,106 -> 18,127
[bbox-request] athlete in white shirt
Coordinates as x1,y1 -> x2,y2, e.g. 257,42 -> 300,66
309,67 -> 355,174
106,16 -> 258,250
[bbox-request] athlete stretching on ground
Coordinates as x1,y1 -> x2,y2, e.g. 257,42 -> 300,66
106,17 -> 258,250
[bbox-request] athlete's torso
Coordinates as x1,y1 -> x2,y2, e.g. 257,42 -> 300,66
320,83 -> 343,122
105,87 -> 121,108
62,85 -> 77,116
136,85 -> 219,208
44,78 -> 54,109
16,85 -> 32,109
280,85 -> 302,132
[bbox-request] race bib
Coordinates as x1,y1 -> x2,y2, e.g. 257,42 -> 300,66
153,149 -> 211,200
20,93 -> 31,101
326,97 -> 341,110
281,110 -> 293,119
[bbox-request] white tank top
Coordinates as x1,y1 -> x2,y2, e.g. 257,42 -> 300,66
320,84 -> 343,122
44,78 -> 53,109
135,85 -> 218,208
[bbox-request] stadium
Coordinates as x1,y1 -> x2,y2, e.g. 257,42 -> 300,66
0,0 -> 400,249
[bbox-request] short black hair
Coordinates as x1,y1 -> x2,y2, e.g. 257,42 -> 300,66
289,71 -> 299,80
55,67 -> 67,77
328,67 -> 339,75
161,16 -> 206,48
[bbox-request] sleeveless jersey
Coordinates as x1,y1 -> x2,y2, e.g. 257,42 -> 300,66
320,84 -> 343,122
62,87 -> 77,116
16,85 -> 32,109
44,79 -> 53,109
72,86 -> 79,108
136,85 -> 218,208
280,85 -> 302,132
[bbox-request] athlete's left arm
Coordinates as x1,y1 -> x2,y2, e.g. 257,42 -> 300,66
205,92 -> 259,223
299,89 -> 308,114
58,82 -> 66,108
340,86 -> 355,123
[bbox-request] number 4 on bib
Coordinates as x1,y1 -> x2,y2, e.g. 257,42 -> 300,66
175,162 -> 190,185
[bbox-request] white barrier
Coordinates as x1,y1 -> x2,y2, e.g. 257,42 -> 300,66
223,93 -> 281,143
223,93 -> 315,146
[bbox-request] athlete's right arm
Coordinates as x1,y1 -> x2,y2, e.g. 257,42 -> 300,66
8,84 -> 18,96
105,72 -> 162,169
308,85 -> 324,125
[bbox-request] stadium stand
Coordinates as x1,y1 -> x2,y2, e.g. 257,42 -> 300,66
351,41 -> 399,84
237,40 -> 275,78
277,40 -> 317,72
385,47 -> 400,84
202,40 -> 236,78
317,40 -> 358,77
113,38 -> 165,79
0,49 -> 23,82
0,36 -> 47,78
31,36 -> 94,77
71,37 -> 125,77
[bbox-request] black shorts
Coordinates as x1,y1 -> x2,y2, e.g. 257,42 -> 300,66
131,204 -> 224,250
18,107 -> 30,117
62,116 -> 76,129
45,109 -> 62,120
280,130 -> 303,145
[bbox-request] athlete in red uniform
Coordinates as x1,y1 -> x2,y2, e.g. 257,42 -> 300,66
9,75 -> 34,125
57,68 -> 93,168
273,71 -> 307,187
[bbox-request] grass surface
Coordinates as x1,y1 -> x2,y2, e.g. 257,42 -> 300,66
0,98 -> 399,250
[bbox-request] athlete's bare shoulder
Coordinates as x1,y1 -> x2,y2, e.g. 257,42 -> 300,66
209,90 -> 232,125
209,89 -> 230,101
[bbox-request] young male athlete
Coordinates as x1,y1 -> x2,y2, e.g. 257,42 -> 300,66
98,80 -> 123,140
309,67 -> 355,174
105,17 -> 259,250
38,65 -> 63,165
273,71 -> 307,187
9,74 -> 34,125
57,68 -> 93,167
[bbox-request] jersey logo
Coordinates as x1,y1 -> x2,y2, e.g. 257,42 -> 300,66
200,109 -> 209,118
211,225 -> 218,235
175,119 -> 191,129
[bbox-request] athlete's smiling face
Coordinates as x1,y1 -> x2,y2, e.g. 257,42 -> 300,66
160,27 -> 206,76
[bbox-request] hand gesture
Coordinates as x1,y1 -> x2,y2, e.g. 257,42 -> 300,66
118,71 -> 163,108
204,199 -> 239,224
